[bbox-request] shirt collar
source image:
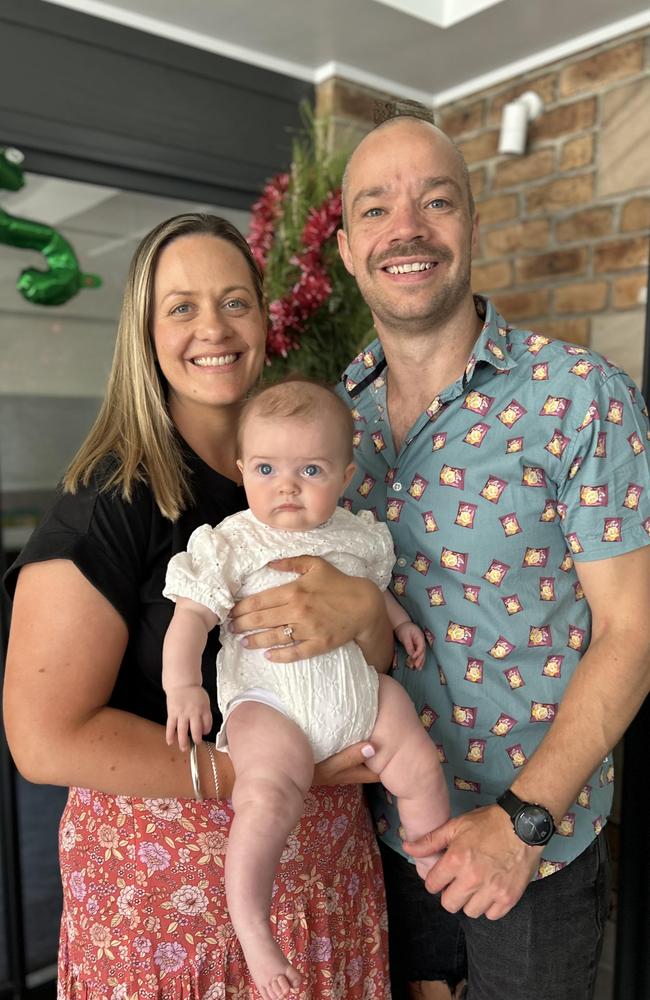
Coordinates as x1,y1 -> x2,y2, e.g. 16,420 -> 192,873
342,296 -> 518,400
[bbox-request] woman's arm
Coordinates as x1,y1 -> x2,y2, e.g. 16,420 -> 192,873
3,559 -> 230,798
4,559 -> 378,795
229,555 -> 394,671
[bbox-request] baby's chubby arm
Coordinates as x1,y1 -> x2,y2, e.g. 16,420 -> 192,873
384,591 -> 426,670
162,597 -> 219,751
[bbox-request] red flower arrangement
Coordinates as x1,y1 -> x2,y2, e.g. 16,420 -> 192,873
248,172 -> 289,271
247,111 -> 371,383
249,178 -> 343,359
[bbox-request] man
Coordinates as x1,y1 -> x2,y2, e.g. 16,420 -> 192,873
336,111 -> 650,999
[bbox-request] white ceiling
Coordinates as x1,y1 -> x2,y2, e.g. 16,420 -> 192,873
43,0 -> 650,104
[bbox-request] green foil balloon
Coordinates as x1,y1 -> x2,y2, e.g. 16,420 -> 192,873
0,147 -> 102,306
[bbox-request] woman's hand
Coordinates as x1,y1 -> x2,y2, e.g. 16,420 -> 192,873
313,741 -> 380,787
229,555 -> 393,667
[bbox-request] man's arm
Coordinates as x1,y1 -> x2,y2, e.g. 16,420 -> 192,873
405,545 -> 650,920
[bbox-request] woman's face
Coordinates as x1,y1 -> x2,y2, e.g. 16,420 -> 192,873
151,234 -> 266,418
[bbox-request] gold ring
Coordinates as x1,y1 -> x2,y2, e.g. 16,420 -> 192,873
283,624 -> 294,640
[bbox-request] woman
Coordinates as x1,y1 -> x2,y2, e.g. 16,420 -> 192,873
3,214 -> 392,999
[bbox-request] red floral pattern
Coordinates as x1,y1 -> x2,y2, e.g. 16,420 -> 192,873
57,785 -> 389,1000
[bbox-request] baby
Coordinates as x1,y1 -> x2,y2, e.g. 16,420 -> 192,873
162,377 -> 448,1000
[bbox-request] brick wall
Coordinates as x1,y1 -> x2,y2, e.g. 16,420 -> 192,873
316,28 -> 650,386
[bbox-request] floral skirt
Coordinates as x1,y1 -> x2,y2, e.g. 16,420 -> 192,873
57,786 -> 390,1000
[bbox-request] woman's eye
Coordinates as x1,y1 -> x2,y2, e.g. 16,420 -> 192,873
171,303 -> 191,315
364,207 -> 384,218
257,463 -> 273,476
225,298 -> 247,310
427,198 -> 448,209
302,465 -> 321,478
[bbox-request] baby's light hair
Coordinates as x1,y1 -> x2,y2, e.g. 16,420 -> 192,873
238,375 -> 354,462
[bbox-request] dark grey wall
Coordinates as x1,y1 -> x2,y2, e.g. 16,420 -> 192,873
0,0 -> 313,206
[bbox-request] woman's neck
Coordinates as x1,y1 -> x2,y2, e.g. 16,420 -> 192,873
170,398 -> 242,484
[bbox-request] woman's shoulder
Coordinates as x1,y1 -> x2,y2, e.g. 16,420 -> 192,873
51,458 -> 156,536
3,459 -> 160,604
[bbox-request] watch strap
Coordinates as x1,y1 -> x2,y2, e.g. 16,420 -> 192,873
496,788 -> 525,818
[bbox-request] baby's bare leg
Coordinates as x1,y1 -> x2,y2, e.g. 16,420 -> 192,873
365,675 -> 450,879
226,701 -> 314,1000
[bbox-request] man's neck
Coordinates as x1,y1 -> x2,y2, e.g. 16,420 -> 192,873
378,295 -> 483,452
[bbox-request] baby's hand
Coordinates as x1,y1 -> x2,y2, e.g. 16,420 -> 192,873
394,621 -> 426,670
165,685 -> 212,751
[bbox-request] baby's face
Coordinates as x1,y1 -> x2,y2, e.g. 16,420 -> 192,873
238,414 -> 355,530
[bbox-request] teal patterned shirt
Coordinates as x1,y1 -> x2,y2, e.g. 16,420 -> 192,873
338,296 -> 650,878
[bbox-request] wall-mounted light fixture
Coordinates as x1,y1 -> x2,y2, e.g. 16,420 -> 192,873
498,91 -> 544,156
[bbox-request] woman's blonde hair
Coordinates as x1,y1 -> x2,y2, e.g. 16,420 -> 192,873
63,213 -> 264,520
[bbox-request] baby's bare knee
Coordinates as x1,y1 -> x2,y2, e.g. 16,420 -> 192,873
233,770 -> 305,818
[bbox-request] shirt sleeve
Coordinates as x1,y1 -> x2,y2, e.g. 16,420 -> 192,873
3,476 -> 155,631
162,523 -> 243,619
557,367 -> 650,560
356,509 -> 396,590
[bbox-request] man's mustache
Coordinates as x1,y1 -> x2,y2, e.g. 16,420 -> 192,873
370,242 -> 454,267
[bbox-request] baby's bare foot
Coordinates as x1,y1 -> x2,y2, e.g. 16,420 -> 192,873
414,852 -> 442,880
240,929 -> 302,999
264,965 -> 302,999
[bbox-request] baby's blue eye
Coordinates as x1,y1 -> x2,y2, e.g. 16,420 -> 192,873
257,463 -> 273,476
303,464 -> 321,477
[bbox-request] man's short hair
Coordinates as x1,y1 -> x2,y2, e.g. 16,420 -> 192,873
341,100 -> 475,229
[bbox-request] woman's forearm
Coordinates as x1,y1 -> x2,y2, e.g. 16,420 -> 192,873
3,561 -> 232,801
11,704 -> 233,800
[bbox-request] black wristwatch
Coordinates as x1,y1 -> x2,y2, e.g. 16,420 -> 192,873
496,789 -> 555,847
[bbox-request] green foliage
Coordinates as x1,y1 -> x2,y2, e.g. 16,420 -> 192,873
260,107 -> 373,384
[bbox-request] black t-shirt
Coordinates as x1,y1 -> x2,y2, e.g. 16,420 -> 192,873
3,450 -> 246,736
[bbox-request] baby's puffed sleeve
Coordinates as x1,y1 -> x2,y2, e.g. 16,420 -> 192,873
356,510 -> 396,590
163,523 -> 242,620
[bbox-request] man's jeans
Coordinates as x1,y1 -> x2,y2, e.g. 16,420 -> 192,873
380,832 -> 611,1000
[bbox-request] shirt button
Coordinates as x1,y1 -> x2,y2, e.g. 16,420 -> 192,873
393,482 -> 403,492
397,557 -> 407,567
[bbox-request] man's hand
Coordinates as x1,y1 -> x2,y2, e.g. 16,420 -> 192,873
230,555 -> 390,666
404,804 -> 542,919
165,685 -> 212,752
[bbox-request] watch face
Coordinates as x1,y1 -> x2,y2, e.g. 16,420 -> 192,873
514,805 -> 554,846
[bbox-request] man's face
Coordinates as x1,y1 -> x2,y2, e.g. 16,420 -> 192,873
338,120 -> 477,337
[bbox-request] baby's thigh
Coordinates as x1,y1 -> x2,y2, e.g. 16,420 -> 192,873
368,675 -> 433,763
227,699 -> 314,791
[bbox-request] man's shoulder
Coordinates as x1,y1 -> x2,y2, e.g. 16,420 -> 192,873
505,324 -> 625,380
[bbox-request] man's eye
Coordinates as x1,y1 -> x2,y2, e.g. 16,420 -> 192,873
427,198 -> 448,209
257,463 -> 273,476
364,207 -> 384,218
302,465 -> 321,477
